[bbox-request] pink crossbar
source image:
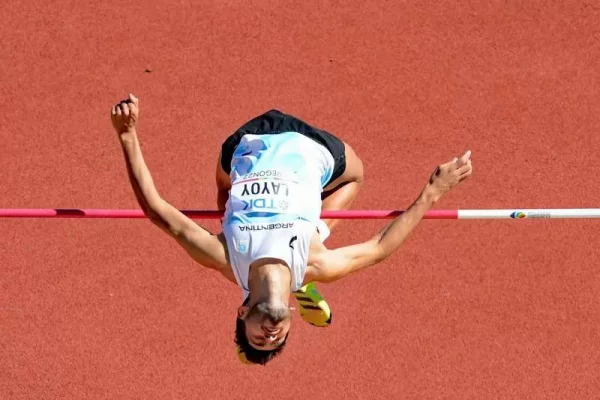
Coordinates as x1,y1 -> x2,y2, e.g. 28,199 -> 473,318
0,209 -> 460,219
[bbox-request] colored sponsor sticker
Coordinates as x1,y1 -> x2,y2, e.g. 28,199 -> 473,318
510,211 -> 551,219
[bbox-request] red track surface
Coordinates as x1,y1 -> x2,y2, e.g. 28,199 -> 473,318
2,1 -> 600,399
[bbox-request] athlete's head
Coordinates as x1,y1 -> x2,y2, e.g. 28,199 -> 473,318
234,297 -> 291,365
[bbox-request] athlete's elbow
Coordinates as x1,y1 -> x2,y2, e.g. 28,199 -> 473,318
371,244 -> 390,264
141,197 -> 162,219
146,209 -> 171,232
144,200 -> 180,235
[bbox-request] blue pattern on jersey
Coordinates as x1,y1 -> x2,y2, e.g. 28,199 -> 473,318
230,133 -> 311,178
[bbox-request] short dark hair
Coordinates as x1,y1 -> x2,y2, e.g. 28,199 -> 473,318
234,299 -> 289,365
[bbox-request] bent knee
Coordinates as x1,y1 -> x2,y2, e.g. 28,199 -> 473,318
323,142 -> 364,191
343,142 -> 364,183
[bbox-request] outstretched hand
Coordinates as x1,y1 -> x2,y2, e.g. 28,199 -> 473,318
426,150 -> 473,203
111,94 -> 139,134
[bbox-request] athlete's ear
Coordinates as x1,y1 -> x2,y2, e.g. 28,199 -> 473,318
237,305 -> 250,320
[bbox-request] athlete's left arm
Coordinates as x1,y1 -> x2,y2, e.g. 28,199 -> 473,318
311,150 -> 473,283
310,191 -> 432,283
320,142 -> 364,230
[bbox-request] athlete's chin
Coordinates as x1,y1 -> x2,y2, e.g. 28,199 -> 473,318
261,316 -> 289,327
254,301 -> 291,325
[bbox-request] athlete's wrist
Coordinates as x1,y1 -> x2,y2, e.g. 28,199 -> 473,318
118,126 -> 138,140
418,184 -> 439,207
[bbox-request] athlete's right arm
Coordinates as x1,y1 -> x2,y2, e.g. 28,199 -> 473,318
111,94 -> 229,271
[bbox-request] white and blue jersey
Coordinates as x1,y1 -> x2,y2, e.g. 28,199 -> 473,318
222,132 -> 335,299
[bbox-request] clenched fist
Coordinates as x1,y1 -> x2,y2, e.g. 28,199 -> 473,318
111,93 -> 139,134
426,150 -> 473,203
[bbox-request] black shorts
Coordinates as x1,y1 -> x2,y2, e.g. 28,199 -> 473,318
220,109 -> 346,186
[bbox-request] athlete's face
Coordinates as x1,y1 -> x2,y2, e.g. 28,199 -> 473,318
239,300 -> 291,351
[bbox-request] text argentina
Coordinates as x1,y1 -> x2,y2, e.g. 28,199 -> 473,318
238,222 -> 294,231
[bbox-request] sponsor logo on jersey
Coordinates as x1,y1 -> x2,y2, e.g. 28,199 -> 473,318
242,198 -> 289,211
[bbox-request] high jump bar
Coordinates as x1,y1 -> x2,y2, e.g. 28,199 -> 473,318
0,209 -> 600,219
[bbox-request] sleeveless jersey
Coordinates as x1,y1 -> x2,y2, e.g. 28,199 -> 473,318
222,132 -> 335,299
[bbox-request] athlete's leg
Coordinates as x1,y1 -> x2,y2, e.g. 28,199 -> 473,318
320,141 -> 364,232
